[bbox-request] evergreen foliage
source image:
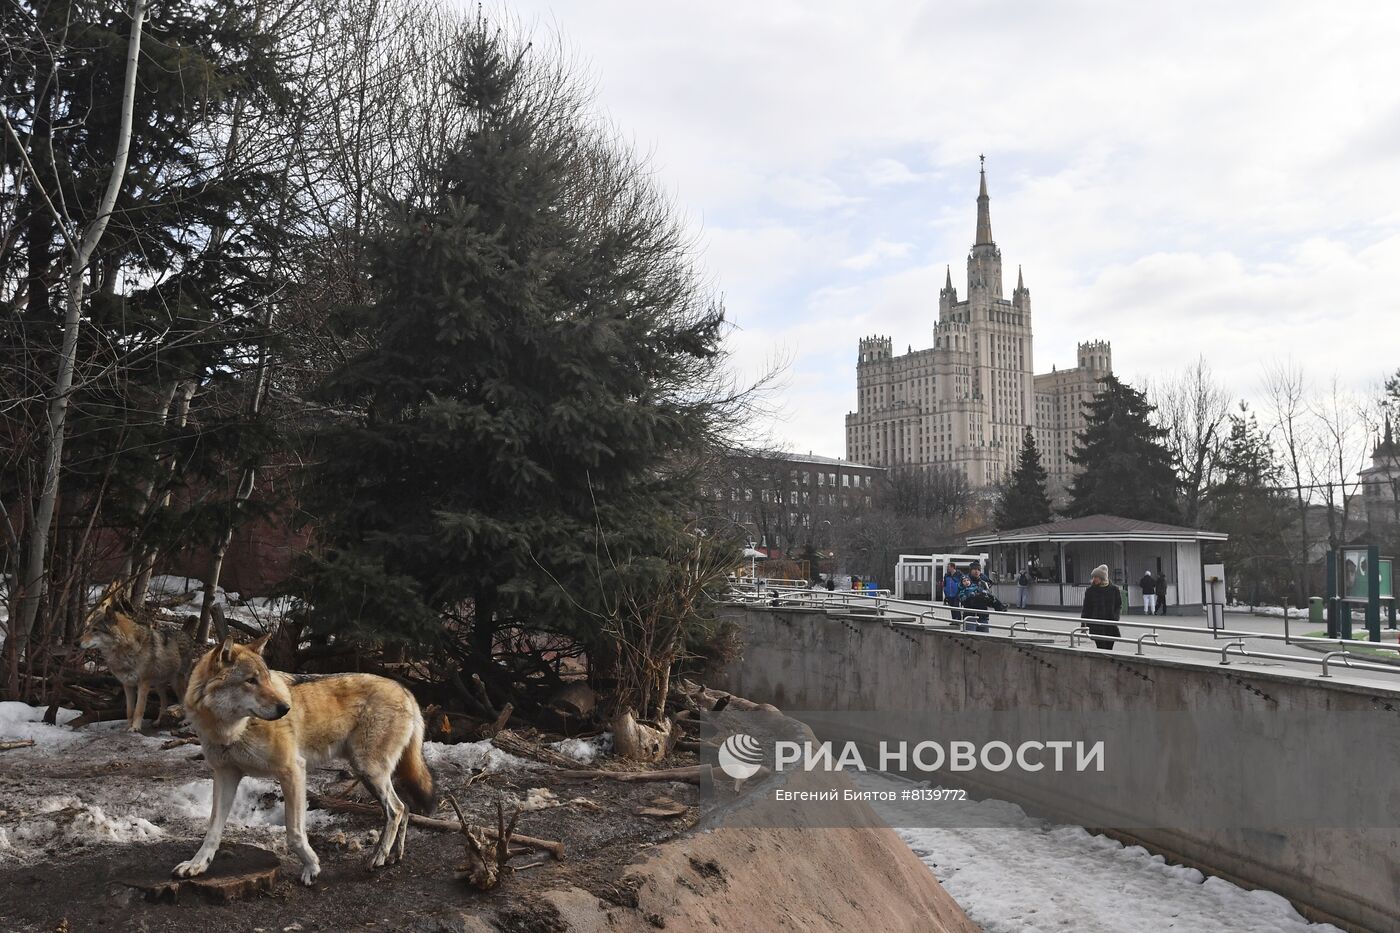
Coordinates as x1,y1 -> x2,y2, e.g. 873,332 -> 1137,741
302,18 -> 735,658
1067,375 -> 1180,523
994,427 -> 1052,529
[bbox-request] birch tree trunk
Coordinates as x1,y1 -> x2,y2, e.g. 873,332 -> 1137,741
11,0 -> 148,657
196,352 -> 268,645
131,379 -> 196,603
116,380 -> 181,586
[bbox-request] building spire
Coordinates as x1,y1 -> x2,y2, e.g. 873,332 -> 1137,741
945,265 -> 953,289
1016,265 -> 1024,290
975,154 -> 993,245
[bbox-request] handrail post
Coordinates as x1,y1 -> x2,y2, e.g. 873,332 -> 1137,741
1010,621 -> 1029,638
1069,626 -> 1089,648
1135,632 -> 1160,656
1220,640 -> 1246,665
1320,650 -> 1353,678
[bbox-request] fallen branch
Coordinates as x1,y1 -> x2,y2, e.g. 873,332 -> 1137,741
160,737 -> 200,750
550,765 -> 715,784
447,794 -> 519,890
67,707 -> 127,728
482,702 -> 513,738
307,794 -> 564,860
490,730 -> 580,769
0,739 -> 36,751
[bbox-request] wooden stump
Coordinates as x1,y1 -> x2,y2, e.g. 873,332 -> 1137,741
119,843 -> 280,903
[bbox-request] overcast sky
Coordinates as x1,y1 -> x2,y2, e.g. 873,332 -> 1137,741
500,0 -> 1400,457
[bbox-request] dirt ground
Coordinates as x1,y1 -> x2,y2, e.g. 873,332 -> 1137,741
0,703 -> 977,933
0,718 -> 697,933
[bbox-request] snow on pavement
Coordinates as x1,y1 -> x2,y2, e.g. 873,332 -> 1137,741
860,777 -> 1340,933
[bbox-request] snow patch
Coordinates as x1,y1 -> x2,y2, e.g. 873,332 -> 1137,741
169,777 -> 336,831
0,701 -> 85,750
2,796 -> 164,860
549,733 -> 612,764
870,782 -> 1341,933
423,739 -> 533,773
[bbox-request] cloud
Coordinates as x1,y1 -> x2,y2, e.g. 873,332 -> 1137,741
491,0 -> 1400,457
767,174 -> 864,212
840,239 -> 914,271
864,158 -> 926,187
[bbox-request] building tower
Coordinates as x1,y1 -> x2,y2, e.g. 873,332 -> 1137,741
847,157 -> 1105,496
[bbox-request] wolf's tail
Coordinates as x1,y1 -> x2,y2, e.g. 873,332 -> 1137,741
394,712 -> 437,815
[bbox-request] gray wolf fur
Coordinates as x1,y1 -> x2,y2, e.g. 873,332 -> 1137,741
79,594 -> 194,732
175,635 -> 435,885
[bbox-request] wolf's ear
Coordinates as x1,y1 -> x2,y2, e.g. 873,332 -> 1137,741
218,638 -> 238,666
248,632 -> 271,656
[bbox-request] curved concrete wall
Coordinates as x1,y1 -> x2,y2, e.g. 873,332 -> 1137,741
715,605 -> 1400,933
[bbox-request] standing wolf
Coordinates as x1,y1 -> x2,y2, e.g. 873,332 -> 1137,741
175,635 -> 435,885
79,595 -> 193,732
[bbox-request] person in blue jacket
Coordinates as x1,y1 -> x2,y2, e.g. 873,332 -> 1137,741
943,561 -> 965,625
958,563 -> 1000,632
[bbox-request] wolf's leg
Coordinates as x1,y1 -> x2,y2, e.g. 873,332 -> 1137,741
392,790 -> 409,862
154,685 -> 171,726
121,682 -> 135,722
129,680 -> 151,732
360,765 -> 405,869
174,768 -> 241,878
280,762 -> 320,885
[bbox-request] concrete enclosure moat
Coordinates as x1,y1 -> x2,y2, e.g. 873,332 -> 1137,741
714,604 -> 1400,933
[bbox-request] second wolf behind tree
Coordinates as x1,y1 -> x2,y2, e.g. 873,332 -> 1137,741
79,592 -> 194,732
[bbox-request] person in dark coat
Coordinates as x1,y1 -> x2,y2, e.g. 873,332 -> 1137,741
958,564 -> 998,632
1081,564 -> 1122,650
1139,570 -> 1156,615
1154,573 -> 1168,615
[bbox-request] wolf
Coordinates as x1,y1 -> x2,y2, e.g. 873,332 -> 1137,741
79,594 -> 194,732
174,635 -> 435,885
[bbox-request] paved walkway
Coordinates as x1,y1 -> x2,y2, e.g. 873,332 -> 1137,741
742,587 -> 1400,693
925,603 -> 1400,692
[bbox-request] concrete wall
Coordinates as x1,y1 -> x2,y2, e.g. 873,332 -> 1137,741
715,605 -> 1400,933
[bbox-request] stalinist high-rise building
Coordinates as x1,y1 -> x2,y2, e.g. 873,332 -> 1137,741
845,159 -> 1111,495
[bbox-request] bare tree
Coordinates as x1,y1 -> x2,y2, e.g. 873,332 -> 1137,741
1309,374 -> 1374,550
1149,356 -> 1231,525
1262,361 -> 1320,604
6,0 -> 147,659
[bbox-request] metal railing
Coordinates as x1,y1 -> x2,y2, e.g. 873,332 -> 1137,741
723,581 -> 1400,683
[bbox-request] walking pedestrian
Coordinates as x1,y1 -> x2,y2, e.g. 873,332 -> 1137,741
825,574 -> 836,592
1139,569 -> 1156,615
1082,564 -> 1122,650
1017,564 -> 1033,609
1154,573 -> 1168,615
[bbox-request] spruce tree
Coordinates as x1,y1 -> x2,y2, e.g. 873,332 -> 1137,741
995,427 -> 1052,529
301,19 -> 731,660
1068,375 -> 1180,523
